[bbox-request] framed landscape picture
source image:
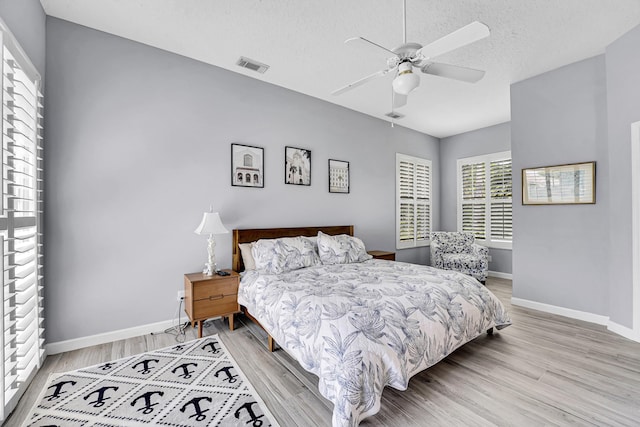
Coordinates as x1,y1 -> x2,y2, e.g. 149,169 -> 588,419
328,159 -> 349,193
285,146 -> 311,186
231,143 -> 264,188
522,161 -> 595,205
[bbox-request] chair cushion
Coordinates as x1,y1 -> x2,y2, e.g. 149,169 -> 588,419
442,253 -> 485,271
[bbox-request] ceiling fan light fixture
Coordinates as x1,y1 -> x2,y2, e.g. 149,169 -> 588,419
392,62 -> 420,95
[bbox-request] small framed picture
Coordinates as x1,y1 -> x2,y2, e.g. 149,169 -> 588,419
328,159 -> 350,193
285,146 -> 311,186
231,143 -> 264,188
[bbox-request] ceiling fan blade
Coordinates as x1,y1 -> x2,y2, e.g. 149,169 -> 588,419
393,91 -> 407,108
332,68 -> 392,96
421,62 -> 486,83
417,21 -> 490,59
345,36 -> 397,57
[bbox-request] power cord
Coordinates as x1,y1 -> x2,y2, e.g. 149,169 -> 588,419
160,296 -> 188,342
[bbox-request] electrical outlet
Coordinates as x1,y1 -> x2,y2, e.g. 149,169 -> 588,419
177,290 -> 185,301
487,255 -> 493,262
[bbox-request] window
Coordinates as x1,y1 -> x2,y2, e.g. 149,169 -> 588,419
457,151 -> 512,249
0,20 -> 45,423
396,153 -> 432,249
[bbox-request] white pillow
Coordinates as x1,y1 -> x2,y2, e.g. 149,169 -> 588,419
252,236 -> 320,274
302,235 -> 319,252
317,231 -> 372,265
238,242 -> 256,270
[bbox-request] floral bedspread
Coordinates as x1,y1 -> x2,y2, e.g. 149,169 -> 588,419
238,260 -> 511,426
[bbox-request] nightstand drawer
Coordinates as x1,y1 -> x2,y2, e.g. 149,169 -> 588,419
193,295 -> 239,319
193,279 -> 238,301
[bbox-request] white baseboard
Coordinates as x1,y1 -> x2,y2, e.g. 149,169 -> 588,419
488,271 -> 512,280
511,298 -> 640,343
607,320 -> 640,342
45,319 -> 179,355
45,300 -> 640,355
511,297 -> 609,325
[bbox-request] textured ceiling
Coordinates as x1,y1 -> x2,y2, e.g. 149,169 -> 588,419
40,0 -> 640,138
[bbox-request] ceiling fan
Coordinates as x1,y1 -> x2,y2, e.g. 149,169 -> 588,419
332,0 -> 490,109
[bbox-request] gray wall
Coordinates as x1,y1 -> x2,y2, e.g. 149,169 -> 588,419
0,0 -> 45,76
439,122 -> 512,274
605,24 -> 640,327
44,18 -> 440,343
511,55 -> 610,315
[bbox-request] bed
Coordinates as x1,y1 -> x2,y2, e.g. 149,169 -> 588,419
233,225 -> 511,427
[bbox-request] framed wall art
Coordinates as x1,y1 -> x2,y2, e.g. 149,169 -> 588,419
285,146 -> 311,186
231,143 -> 264,188
328,159 -> 349,193
522,161 -> 596,205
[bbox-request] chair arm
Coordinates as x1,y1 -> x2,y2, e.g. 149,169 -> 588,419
430,241 -> 444,266
430,240 -> 442,252
471,243 -> 489,258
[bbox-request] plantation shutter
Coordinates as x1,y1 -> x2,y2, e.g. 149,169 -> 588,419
490,159 -> 512,241
0,21 -> 45,423
398,158 -> 415,244
415,162 -> 430,243
461,162 -> 486,239
396,153 -> 431,249
457,151 -> 512,249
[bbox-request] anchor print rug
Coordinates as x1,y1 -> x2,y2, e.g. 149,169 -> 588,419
24,335 -> 279,427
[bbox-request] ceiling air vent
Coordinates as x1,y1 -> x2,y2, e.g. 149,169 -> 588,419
236,56 -> 269,74
385,112 -> 404,119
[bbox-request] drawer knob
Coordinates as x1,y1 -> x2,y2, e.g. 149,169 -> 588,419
209,294 -> 224,300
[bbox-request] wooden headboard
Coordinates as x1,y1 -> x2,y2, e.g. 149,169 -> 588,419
232,225 -> 354,272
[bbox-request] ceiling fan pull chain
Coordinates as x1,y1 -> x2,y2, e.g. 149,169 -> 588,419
391,89 -> 396,127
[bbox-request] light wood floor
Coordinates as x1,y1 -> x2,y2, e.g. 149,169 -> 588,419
6,278 -> 640,426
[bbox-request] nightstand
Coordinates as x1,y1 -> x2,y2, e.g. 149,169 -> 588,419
184,270 -> 240,338
367,250 -> 396,261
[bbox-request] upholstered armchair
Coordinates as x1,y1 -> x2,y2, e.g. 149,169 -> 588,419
430,231 -> 489,283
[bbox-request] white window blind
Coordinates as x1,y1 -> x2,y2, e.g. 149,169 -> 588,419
0,20 -> 44,424
396,153 -> 431,249
457,151 -> 512,249
461,162 -> 486,239
490,159 -> 513,241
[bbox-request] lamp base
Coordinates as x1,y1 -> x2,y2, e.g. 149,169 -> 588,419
202,234 -> 218,276
203,262 -> 217,276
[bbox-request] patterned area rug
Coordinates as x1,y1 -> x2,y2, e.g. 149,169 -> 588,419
24,335 -> 279,427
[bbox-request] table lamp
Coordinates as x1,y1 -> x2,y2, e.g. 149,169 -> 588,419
194,208 -> 229,276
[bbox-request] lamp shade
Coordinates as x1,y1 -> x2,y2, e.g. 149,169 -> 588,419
392,62 -> 420,96
194,212 -> 229,235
